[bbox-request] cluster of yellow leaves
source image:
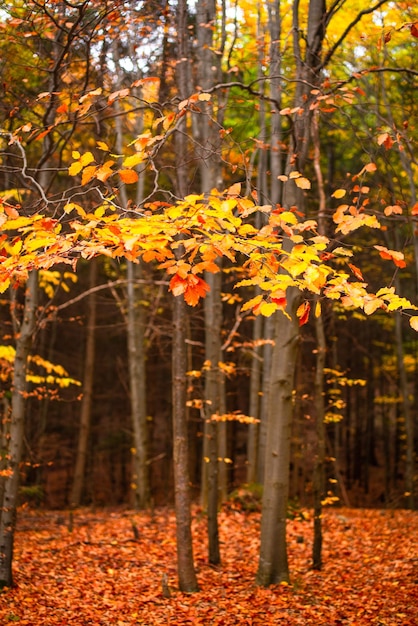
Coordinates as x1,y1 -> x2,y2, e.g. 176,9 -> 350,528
0,347 -> 81,389
1,149 -> 417,330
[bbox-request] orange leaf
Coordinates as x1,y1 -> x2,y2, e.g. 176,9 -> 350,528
348,263 -> 364,281
119,169 -> 139,184
95,160 -> 115,182
296,301 -> 310,326
184,275 -> 210,306
374,245 -> 406,268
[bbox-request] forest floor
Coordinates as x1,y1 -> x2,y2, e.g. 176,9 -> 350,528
0,504 -> 417,625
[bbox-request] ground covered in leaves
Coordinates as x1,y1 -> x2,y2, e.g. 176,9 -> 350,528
1,505 -> 417,625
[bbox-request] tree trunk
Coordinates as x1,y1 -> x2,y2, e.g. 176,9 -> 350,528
111,43 -> 150,508
312,301 -> 326,569
257,0 -> 327,586
126,260 -> 150,509
0,271 -> 38,588
256,291 -> 299,585
172,292 -> 199,592
311,108 -> 327,569
171,0 -> 199,592
203,271 -> 222,565
70,259 -> 98,507
195,0 -> 226,561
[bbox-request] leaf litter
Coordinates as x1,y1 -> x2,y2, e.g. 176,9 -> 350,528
1,507 -> 417,625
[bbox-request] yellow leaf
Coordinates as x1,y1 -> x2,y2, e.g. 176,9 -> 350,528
80,151 -> 95,167
123,153 -> 144,168
278,211 -> 298,225
295,177 -> 311,189
364,298 -> 384,315
198,93 -> 211,101
72,151 -> 80,159
315,301 -> 321,317
64,202 -> 86,217
97,141 -> 110,151
258,302 -> 278,317
68,161 -> 83,176
241,294 -> 263,312
332,189 -> 346,199
410,316 -> 418,331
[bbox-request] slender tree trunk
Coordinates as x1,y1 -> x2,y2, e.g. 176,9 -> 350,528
0,271 -> 38,588
203,272 -> 222,565
311,109 -> 327,569
256,291 -> 299,585
257,0 -> 326,586
126,260 -> 150,509
394,302 -> 414,509
312,301 -> 326,569
195,0 -> 226,561
70,259 -> 98,507
248,9 -> 271,483
247,312 -> 263,483
172,293 -> 199,592
171,0 -> 199,592
111,45 -> 150,508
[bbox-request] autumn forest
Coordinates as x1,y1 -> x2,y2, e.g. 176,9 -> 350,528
0,0 -> 418,622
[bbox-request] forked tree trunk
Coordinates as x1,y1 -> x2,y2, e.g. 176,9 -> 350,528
257,0 -> 326,586
70,258 -> 98,507
0,271 -> 38,588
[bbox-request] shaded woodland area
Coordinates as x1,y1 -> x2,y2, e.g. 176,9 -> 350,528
1,0 -> 418,594
13,259 -> 414,511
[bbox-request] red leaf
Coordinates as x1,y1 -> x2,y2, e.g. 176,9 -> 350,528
297,301 -> 310,326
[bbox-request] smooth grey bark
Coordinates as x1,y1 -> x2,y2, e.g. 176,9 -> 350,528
247,311 -> 263,484
247,7 -> 272,484
312,299 -> 326,569
394,288 -> 414,510
311,109 -> 327,569
112,44 -> 150,508
126,260 -> 150,509
0,271 -> 38,588
195,0 -> 226,563
203,271 -> 222,565
256,291 -> 299,585
378,68 -> 416,509
257,0 -> 326,586
172,293 -> 199,592
171,0 -> 199,592
70,258 -> 98,507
